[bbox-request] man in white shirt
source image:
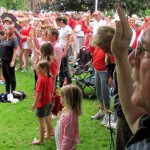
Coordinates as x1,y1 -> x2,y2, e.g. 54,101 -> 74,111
90,11 -> 107,35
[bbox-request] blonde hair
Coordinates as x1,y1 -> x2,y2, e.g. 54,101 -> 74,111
37,60 -> 50,77
60,85 -> 83,116
91,26 -> 115,48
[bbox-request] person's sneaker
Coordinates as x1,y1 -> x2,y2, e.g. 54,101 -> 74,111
91,111 -> 105,120
105,122 -> 116,129
100,114 -> 109,125
15,67 -> 22,71
21,68 -> 28,72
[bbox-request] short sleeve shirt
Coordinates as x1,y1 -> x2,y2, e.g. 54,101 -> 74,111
50,60 -> 57,76
36,75 -> 53,108
59,25 -> 72,49
1,37 -> 19,60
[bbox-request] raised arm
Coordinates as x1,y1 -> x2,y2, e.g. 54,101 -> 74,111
111,4 -> 144,133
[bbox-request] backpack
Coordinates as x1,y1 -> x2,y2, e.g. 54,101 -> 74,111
12,91 -> 26,100
0,93 -> 9,102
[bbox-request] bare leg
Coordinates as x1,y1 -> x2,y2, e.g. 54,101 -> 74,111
18,48 -> 24,68
32,117 -> 45,145
44,114 -> 52,139
24,49 -> 29,69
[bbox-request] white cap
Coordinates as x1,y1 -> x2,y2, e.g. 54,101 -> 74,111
66,11 -> 71,15
135,20 -> 142,26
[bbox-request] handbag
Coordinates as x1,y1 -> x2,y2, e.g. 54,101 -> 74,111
51,89 -> 63,115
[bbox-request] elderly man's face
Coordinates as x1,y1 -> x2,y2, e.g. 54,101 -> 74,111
128,27 -> 150,114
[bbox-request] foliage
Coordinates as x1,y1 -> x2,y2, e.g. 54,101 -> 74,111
0,0 -> 29,10
37,0 -> 150,17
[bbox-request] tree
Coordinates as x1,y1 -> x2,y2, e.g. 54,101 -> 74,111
0,0 -> 149,17
47,0 -> 150,16
0,0 -> 29,10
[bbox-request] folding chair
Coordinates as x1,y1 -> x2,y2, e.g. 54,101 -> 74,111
76,66 -> 96,99
105,110 -> 116,150
70,47 -> 92,81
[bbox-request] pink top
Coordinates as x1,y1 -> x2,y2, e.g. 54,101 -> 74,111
52,41 -> 63,74
60,110 -> 79,150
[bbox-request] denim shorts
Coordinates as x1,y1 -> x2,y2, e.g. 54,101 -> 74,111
35,103 -> 51,118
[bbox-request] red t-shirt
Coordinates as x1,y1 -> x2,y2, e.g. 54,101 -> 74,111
89,46 -> 107,71
50,60 -> 57,76
68,17 -> 76,29
35,75 -> 53,108
21,25 -> 32,41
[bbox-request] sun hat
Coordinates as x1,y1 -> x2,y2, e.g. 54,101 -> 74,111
3,17 -> 12,22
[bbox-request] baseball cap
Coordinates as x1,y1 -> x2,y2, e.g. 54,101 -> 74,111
66,12 -> 71,15
135,20 -> 142,26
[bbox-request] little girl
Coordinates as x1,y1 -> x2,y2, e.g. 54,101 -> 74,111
55,85 -> 83,150
39,42 -> 57,137
40,42 -> 57,94
32,60 -> 53,145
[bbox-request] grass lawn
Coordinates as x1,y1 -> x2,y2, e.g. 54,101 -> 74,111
0,66 -> 114,150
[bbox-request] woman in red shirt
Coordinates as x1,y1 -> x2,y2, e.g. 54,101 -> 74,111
89,46 -> 111,125
19,18 -> 32,72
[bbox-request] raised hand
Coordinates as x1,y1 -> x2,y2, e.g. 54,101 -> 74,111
111,3 -> 132,58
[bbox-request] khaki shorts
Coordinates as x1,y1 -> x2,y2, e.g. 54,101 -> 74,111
35,103 -> 52,118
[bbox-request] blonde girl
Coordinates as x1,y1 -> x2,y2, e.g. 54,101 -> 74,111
55,85 -> 83,150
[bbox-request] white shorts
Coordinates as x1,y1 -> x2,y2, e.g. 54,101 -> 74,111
22,41 -> 29,49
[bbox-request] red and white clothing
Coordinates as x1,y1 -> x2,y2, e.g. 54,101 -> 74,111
20,25 -> 32,49
130,30 -> 143,49
35,75 -> 53,108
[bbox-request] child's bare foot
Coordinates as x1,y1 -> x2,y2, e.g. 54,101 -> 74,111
32,139 -> 43,145
44,132 -> 51,139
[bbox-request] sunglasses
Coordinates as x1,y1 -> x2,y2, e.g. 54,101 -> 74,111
135,41 -> 150,60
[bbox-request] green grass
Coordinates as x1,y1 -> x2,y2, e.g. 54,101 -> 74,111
0,66 -> 113,150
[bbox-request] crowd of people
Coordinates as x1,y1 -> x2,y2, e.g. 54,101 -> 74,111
0,3 -> 150,150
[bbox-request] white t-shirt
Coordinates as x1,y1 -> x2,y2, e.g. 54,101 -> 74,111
55,120 -> 61,150
59,25 -> 72,49
91,19 -> 107,35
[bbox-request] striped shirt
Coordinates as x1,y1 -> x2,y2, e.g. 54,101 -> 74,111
126,115 -> 150,150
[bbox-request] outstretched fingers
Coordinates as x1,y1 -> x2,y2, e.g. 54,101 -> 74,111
116,3 -> 132,40
111,21 -> 123,55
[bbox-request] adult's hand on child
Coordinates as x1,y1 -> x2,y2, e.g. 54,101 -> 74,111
111,3 -> 132,58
